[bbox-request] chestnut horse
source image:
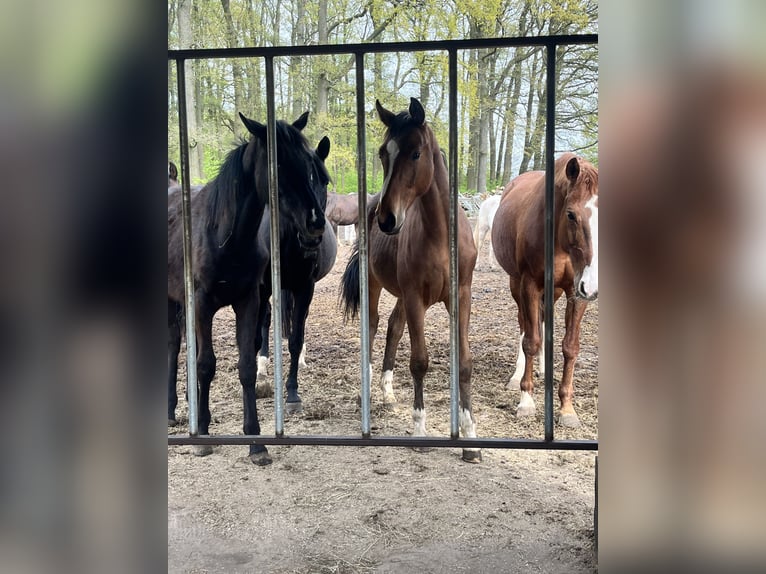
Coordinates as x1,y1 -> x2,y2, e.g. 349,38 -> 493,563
341,98 -> 480,462
491,153 -> 598,427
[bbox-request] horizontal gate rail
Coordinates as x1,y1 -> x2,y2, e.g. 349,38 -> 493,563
168,435 -> 597,450
168,32 -> 598,452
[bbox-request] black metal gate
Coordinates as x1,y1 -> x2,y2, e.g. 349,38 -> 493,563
167,34 -> 598,455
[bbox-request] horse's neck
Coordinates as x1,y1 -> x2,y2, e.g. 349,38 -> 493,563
415,151 -> 451,230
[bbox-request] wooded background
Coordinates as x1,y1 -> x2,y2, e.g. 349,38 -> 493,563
168,0 -> 597,195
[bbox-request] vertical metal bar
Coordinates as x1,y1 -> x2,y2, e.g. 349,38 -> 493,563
265,56 -> 284,436
544,43 -> 557,442
176,58 -> 198,436
448,49 -> 460,439
355,52 -> 372,438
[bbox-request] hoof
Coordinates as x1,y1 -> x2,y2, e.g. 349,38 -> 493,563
256,382 -> 274,399
249,451 -> 273,466
559,412 -> 581,428
192,444 -> 214,457
168,418 -> 178,427
285,400 -> 303,415
462,449 -> 482,464
516,405 -> 536,417
506,378 -> 521,391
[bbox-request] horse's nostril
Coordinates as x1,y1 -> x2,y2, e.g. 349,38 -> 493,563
579,280 -> 586,294
378,212 -> 396,233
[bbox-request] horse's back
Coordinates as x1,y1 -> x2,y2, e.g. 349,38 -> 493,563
492,171 -> 545,278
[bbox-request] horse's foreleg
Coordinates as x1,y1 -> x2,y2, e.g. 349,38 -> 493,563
285,287 -> 314,414
456,285 -> 481,463
168,300 -> 182,425
404,298 -> 429,440
233,294 -> 271,465
559,295 -> 587,428
193,296 -> 216,456
517,278 -> 542,417
380,299 -> 406,405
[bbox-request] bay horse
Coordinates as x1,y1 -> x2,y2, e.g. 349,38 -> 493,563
253,136 -> 336,412
341,98 -> 480,463
473,193 -> 501,268
491,152 -> 598,427
168,111 -> 327,465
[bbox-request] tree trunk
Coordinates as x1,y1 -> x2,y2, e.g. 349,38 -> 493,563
221,0 -> 243,121
519,49 -> 540,175
316,0 -> 329,116
178,0 -> 204,182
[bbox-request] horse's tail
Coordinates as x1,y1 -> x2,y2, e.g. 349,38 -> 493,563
280,289 -> 294,339
340,242 -> 361,323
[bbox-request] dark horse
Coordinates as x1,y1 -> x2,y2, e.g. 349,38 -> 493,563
491,152 -> 598,427
253,136 -> 336,413
168,111 -> 327,465
341,98 -> 480,463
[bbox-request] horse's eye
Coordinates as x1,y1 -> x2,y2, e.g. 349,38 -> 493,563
567,211 -> 576,221
412,151 -> 421,160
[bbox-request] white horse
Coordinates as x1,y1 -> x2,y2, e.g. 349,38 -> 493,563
473,194 -> 501,268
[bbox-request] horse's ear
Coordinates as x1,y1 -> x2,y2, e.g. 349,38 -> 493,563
409,97 -> 425,126
565,156 -> 580,183
239,112 -> 266,139
316,136 -> 331,161
293,111 -> 310,131
376,99 -> 395,127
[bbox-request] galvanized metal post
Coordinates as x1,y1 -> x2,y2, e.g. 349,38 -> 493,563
265,56 -> 285,436
448,49 -> 460,439
175,58 -> 198,436
544,43 -> 557,442
355,52 -> 372,438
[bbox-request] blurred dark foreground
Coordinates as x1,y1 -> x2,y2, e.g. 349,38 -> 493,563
0,1 -> 764,572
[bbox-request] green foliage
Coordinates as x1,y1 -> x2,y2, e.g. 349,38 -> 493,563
168,0 -> 598,189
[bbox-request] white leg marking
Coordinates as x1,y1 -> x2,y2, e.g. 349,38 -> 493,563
580,197 -> 598,298
517,390 -> 536,416
257,354 -> 270,379
459,408 -> 477,439
537,323 -> 546,375
509,331 -> 525,386
299,343 -> 307,368
412,408 -> 427,437
380,369 -> 396,403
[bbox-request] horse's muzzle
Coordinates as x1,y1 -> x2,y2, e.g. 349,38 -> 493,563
298,232 -> 322,253
576,281 -> 598,301
377,211 -> 403,235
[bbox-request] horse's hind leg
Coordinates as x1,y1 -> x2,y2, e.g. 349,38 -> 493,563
193,297 -> 216,456
284,286 -> 315,415
380,298 -> 406,405
559,295 -> 587,428
234,294 -> 271,465
168,300 -> 182,425
516,276 -> 543,418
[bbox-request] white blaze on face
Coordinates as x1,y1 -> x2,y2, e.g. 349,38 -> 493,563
412,408 -> 427,436
580,195 -> 598,298
379,139 -> 399,201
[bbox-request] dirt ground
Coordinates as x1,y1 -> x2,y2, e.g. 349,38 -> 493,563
168,238 -> 599,574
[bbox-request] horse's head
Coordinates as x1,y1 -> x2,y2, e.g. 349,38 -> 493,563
557,153 -> 599,300
374,97 -> 437,234
239,111 -> 328,249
